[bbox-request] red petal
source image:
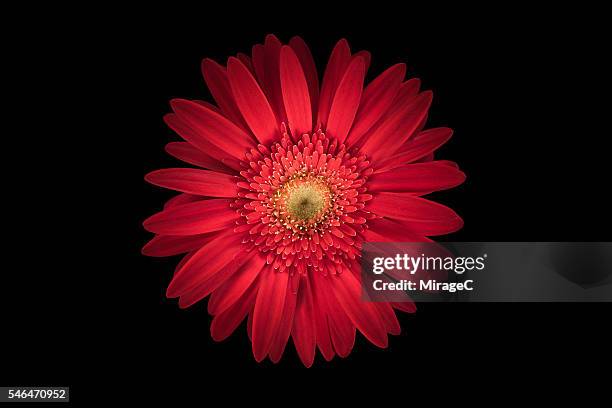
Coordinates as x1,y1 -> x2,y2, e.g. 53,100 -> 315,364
354,50 -> 371,73
163,114 -> 241,171
210,278 -> 258,342
289,36 -> 319,123
312,270 -> 355,357
367,193 -> 463,235
385,215 -> 463,237
280,46 -> 312,138
308,272 -> 335,361
368,161 -> 465,194
397,78 -> 421,100
164,142 -> 232,174
392,301 -> 417,313
145,168 -> 238,197
360,78 -> 420,142
192,100 -> 222,113
329,316 -> 356,357
251,43 -> 266,87
354,78 -> 421,152
227,57 -> 279,146
207,251 -> 266,315
292,275 -> 316,367
326,57 -> 366,144
167,230 -> 244,297
269,277 -> 298,363
163,193 -> 202,209
174,251 -> 196,274
201,58 -> 249,131
178,255 -> 244,309
374,302 -> 401,335
376,127 -> 454,172
170,100 -> 253,160
262,34 -> 287,123
317,39 -> 351,128
141,233 -> 216,257
252,266 -> 289,362
365,218 -> 431,242
437,160 -> 459,168
236,52 -> 254,74
143,199 -> 236,235
328,269 -> 388,348
360,91 -> 433,160
346,63 -> 405,146
378,91 -> 433,158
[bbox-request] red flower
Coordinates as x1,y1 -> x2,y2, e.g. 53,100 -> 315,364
143,35 -> 465,366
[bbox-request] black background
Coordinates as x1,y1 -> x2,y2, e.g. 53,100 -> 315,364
2,5 -> 610,399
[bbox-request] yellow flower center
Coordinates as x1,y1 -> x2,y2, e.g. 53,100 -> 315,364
286,183 -> 328,221
273,174 -> 334,233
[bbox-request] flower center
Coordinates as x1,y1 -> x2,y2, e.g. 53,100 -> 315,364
235,126 -> 373,269
283,179 -> 330,222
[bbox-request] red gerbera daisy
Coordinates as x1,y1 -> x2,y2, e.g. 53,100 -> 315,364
143,35 -> 465,366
